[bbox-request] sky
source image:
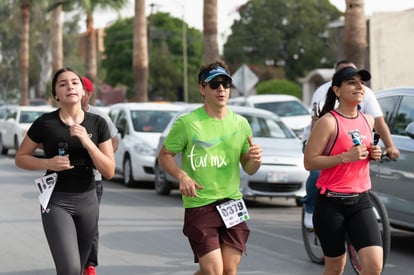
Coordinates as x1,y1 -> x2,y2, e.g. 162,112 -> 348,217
92,0 -> 414,51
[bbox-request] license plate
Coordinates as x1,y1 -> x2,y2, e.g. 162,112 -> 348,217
267,172 -> 288,182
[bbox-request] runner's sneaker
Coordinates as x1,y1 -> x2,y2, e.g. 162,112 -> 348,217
83,266 -> 96,275
304,212 -> 313,229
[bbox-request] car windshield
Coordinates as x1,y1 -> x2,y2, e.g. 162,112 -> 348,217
130,110 -> 177,133
255,100 -> 309,117
19,111 -> 47,123
0,109 -> 7,119
242,114 -> 295,139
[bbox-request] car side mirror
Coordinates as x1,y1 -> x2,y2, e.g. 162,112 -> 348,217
117,126 -> 125,138
405,122 -> 414,139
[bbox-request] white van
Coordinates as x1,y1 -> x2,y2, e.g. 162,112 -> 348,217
228,94 -> 311,140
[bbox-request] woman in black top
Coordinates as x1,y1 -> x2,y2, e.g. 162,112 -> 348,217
15,67 -> 115,275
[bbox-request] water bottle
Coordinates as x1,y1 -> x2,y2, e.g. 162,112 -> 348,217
58,142 -> 68,156
348,130 -> 362,146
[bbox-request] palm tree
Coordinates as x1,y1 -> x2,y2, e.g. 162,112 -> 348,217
203,0 -> 219,64
46,0 -> 127,105
78,0 -> 128,103
343,0 -> 367,69
51,0 -> 63,74
131,0 -> 148,102
20,0 -> 30,106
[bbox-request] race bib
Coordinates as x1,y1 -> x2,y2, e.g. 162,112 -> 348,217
216,199 -> 250,228
34,173 -> 57,210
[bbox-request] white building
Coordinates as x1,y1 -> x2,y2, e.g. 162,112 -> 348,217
301,8 -> 414,106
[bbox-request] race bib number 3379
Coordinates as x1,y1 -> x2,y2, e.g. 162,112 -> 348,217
216,199 -> 250,228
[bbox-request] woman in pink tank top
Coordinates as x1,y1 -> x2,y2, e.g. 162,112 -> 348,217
304,67 -> 384,275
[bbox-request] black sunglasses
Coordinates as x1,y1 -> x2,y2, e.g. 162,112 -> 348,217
204,79 -> 232,89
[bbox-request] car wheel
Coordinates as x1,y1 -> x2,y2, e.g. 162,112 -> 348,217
154,161 -> 172,195
123,156 -> 136,188
0,136 -> 8,155
295,197 -> 303,207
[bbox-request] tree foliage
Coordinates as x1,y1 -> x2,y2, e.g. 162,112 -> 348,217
103,12 -> 203,102
0,2 -> 21,102
223,0 -> 342,81
256,79 -> 301,98
0,1 -> 81,104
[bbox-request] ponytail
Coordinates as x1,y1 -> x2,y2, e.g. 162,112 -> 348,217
318,87 -> 337,118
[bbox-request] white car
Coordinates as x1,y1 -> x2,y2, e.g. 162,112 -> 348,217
0,105 -> 55,155
108,102 -> 185,187
0,104 -> 16,122
228,94 -> 311,140
154,105 -> 307,205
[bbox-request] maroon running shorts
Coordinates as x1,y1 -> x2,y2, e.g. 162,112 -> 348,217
183,200 -> 250,262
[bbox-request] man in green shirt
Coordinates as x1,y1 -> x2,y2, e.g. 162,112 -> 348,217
159,61 -> 262,275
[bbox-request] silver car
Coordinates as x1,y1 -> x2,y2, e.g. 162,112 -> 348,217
154,105 -> 307,205
108,102 -> 185,187
372,87 -> 414,232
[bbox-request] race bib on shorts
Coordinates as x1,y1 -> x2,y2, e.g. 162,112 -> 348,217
216,199 -> 250,228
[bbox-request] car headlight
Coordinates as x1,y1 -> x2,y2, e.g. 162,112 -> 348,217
133,143 -> 155,156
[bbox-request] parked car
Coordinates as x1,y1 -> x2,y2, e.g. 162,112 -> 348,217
0,104 -> 16,122
108,102 -> 185,187
0,105 -> 55,155
371,87 -> 414,232
154,105 -> 307,205
227,94 -> 311,140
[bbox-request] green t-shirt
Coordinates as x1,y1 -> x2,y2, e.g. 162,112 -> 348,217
163,107 -> 252,208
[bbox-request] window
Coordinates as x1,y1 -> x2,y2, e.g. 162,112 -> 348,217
377,96 -> 399,127
394,96 -> 414,136
242,114 -> 294,138
255,100 -> 309,117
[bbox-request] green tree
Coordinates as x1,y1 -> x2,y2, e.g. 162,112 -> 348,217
0,2 -> 21,103
256,79 -> 301,98
223,0 -> 342,81
103,12 -> 203,102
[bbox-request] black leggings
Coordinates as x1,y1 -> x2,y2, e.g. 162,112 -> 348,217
42,189 -> 98,275
313,192 -> 382,257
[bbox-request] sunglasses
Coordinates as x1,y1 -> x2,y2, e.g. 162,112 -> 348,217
204,79 -> 232,89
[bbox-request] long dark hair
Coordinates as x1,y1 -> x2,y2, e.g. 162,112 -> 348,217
318,87 -> 337,118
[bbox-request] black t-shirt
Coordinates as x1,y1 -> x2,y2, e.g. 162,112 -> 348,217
28,109 -> 111,192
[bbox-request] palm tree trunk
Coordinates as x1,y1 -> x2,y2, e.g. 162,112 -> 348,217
51,1 -> 62,73
51,1 -> 62,107
20,0 -> 30,106
132,0 -> 148,102
343,0 -> 367,69
203,0 -> 219,64
85,13 -> 97,105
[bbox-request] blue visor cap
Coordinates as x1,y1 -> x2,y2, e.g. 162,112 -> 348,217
200,66 -> 232,83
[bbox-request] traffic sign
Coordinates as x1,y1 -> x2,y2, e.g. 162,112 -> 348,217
231,64 -> 259,95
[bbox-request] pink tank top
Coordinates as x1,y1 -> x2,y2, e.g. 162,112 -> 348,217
316,111 -> 373,194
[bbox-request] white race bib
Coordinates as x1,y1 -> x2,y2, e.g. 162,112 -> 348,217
216,199 -> 250,228
34,173 -> 57,210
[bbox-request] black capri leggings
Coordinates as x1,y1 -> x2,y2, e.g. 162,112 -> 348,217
313,191 -> 382,257
42,189 -> 98,275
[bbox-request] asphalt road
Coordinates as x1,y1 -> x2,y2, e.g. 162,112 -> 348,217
1,154 -> 413,274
